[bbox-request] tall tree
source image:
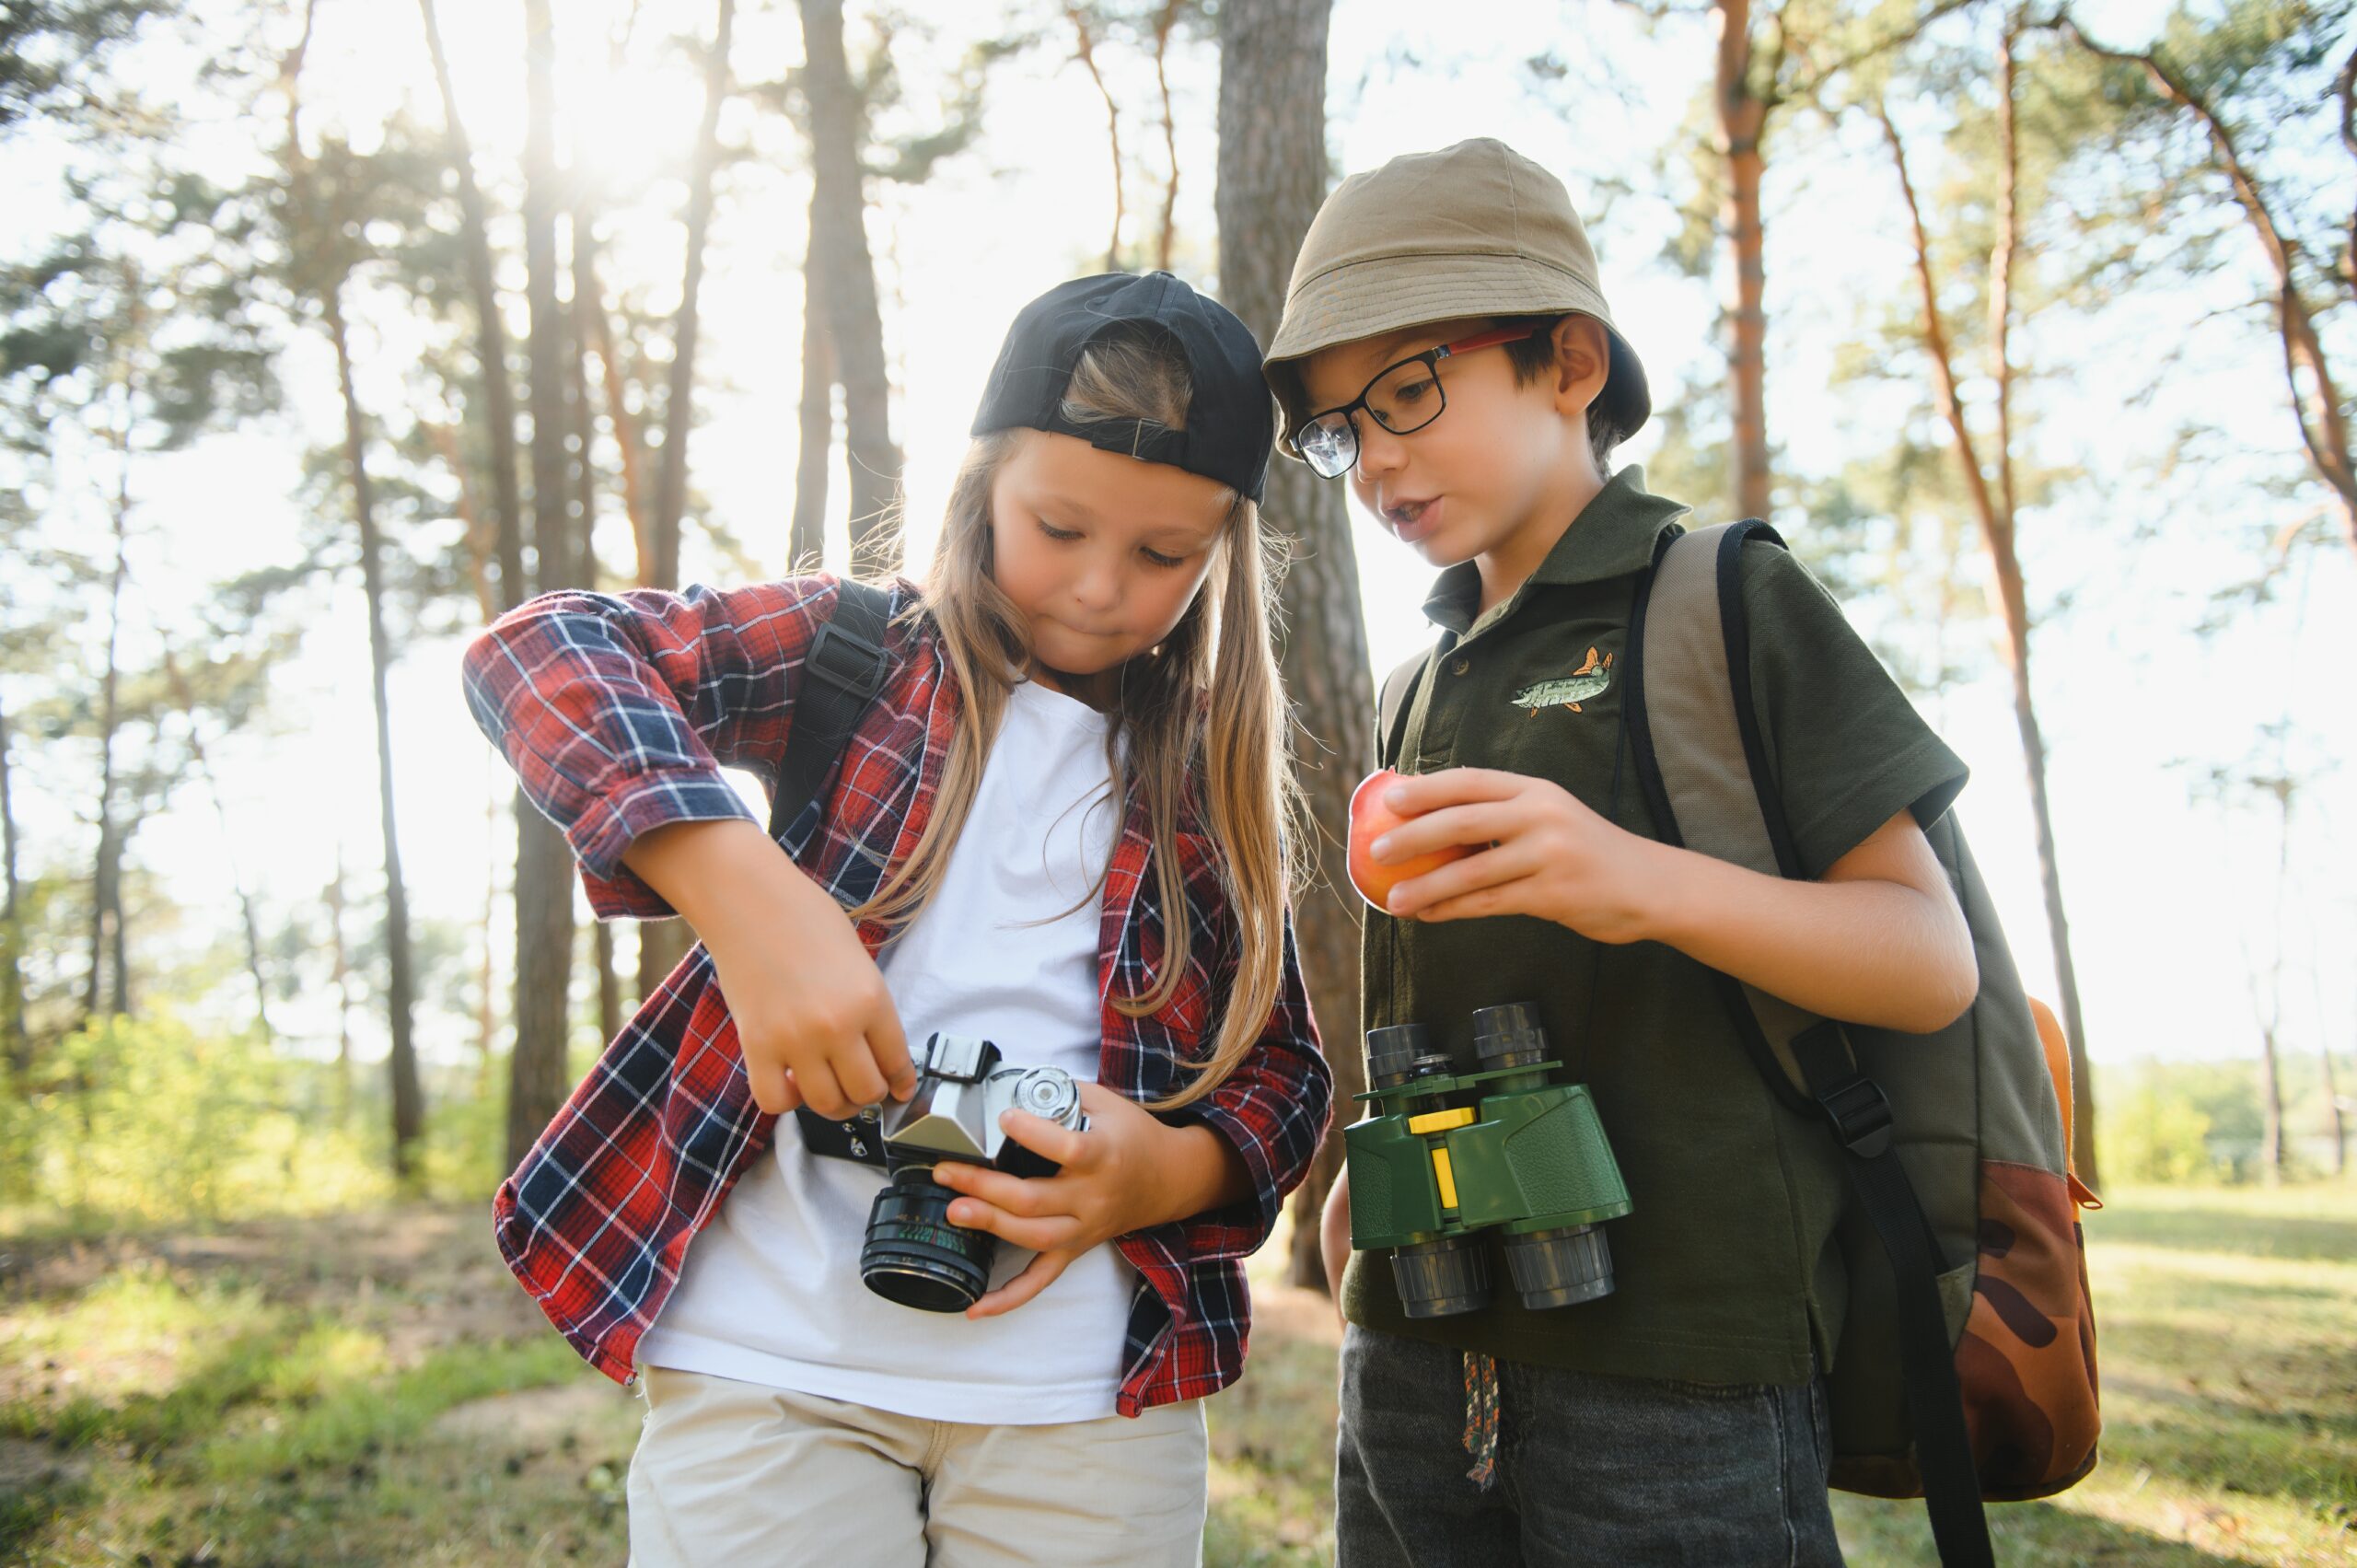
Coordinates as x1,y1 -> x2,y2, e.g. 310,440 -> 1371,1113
1216,0 -> 1371,1291
281,6 -> 424,1179
506,0 -> 579,1167
798,0 -> 902,568
418,0 -> 526,613
87,419 -> 132,1022
0,696 -> 21,1078
1875,51 -> 2098,1185
649,0 -> 737,590
2058,5 -> 2357,569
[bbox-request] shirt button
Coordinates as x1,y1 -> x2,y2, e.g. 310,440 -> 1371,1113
1453,657 -> 1471,676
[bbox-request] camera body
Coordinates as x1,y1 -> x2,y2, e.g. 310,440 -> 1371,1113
795,1031 -> 1089,1313
1344,1003 -> 1631,1318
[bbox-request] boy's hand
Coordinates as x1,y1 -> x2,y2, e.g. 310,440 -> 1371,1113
1368,767 -> 1663,941
929,1082 -> 1229,1318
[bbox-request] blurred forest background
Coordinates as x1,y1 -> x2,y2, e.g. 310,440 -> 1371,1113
1,0 -> 2352,1562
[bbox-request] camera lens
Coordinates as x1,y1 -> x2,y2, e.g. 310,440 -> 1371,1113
860,1165 -> 994,1313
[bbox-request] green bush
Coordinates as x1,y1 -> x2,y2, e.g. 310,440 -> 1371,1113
2101,1077 -> 2223,1184
2,1012 -> 389,1225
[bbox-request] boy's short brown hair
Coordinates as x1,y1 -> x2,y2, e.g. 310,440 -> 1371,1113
1261,139 -> 1650,467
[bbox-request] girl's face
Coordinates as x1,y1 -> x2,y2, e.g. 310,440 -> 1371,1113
986,429 -> 1232,703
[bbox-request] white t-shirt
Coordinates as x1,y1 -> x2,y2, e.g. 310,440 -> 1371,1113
636,679 -> 1141,1423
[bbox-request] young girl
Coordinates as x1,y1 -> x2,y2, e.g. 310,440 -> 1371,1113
461,272 -> 1332,1568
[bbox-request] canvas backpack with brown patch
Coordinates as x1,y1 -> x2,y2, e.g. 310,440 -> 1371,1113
1624,520 -> 2103,1568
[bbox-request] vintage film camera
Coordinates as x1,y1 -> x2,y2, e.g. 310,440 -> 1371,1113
796,1031 -> 1089,1313
1345,1003 -> 1631,1317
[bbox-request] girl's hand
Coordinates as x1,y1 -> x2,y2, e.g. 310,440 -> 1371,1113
1368,767 -> 1666,941
929,1080 -> 1243,1318
621,819 -> 918,1119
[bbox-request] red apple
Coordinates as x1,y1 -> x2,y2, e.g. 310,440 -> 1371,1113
1348,769 -> 1472,912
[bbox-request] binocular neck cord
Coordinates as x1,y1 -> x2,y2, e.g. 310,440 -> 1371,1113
1459,569 -> 1645,1493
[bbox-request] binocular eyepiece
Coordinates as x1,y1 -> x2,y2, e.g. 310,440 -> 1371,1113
1346,1004 -> 1631,1319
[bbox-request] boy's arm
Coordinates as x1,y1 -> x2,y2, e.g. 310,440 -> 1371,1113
1369,772 -> 1975,1035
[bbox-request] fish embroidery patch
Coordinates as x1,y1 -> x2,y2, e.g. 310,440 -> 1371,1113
1510,647 -> 1614,714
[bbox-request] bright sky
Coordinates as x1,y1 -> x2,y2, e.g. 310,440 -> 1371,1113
11,0 -> 2352,1085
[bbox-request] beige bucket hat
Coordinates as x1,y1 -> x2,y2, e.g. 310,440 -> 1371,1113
1261,137 -> 1651,459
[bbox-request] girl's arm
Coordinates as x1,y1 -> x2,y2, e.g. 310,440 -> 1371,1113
459,574 -> 861,920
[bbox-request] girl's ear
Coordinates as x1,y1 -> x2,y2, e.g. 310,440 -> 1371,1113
1551,315 -> 1609,418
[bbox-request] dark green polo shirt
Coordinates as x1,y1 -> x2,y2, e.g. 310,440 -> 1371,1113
1343,467 -> 1969,1387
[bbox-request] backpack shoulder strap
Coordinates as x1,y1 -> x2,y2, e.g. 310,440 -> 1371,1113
1623,519 -> 1995,1568
766,577 -> 896,842
1376,645 -> 1437,771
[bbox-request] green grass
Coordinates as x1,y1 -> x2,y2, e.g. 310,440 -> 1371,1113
0,1184 -> 2351,1565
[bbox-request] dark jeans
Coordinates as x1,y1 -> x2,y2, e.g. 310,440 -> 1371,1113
1334,1325 -> 1844,1568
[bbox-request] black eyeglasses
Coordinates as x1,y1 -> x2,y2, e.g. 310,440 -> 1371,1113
1291,327 -> 1543,479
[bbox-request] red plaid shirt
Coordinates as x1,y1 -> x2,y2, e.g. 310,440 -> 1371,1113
460,572 -> 1331,1415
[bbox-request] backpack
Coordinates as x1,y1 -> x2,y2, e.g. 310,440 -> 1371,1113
757,576 -> 900,1166
1376,521 -> 2101,1568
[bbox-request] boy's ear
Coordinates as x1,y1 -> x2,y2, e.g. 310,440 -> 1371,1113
1550,315 -> 1610,418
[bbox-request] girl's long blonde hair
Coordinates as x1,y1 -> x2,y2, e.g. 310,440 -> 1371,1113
845,326 -> 1304,1110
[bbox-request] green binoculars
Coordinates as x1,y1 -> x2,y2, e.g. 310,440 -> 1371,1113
1343,1003 -> 1632,1318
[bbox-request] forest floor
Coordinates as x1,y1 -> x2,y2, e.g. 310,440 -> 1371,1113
2,1183 -> 2351,1565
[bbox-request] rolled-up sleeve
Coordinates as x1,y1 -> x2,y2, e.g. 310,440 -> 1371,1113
459,575 -> 845,918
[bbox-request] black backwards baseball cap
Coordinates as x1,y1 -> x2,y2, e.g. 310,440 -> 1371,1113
970,272 -> 1274,505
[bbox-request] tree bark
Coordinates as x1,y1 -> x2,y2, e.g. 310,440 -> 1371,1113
1153,0 -> 1180,270
509,0 -> 579,1170
161,648 -> 272,1043
329,845 -> 355,1122
1881,103 -> 2099,1189
800,0 -> 901,568
650,0 -> 736,590
2321,1040 -> 2347,1178
0,697 -> 25,1082
326,285 -> 424,1180
1715,0 -> 1771,521
85,417 -> 130,1024
1216,0 -> 1369,1292
1068,3 -> 1124,269
791,215 -> 833,571
421,0 -> 526,614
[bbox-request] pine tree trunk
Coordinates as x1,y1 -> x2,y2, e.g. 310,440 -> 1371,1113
0,698 -> 24,1081
509,0 -> 578,1170
799,0 -> 901,568
1882,103 -> 2099,1191
791,215 -> 832,572
1715,0 -> 1771,521
1216,0 -> 1368,1293
326,286 -> 424,1180
649,0 -> 735,591
329,846 -> 355,1122
2321,1044 -> 2347,1178
421,0 -> 525,615
86,420 -> 131,1025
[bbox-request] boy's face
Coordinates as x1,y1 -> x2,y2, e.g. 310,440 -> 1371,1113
1295,315 -> 1608,570
987,429 -> 1229,696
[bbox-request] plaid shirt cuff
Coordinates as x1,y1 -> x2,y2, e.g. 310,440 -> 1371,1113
568,767 -> 761,921
1168,1098 -> 1291,1262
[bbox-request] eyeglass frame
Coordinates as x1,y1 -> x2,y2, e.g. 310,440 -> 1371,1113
1289,325 -> 1548,479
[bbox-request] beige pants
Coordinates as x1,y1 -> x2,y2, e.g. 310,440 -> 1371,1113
625,1365 -> 1209,1568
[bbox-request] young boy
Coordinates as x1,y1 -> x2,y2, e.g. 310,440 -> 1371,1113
1263,138 -> 1979,1566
